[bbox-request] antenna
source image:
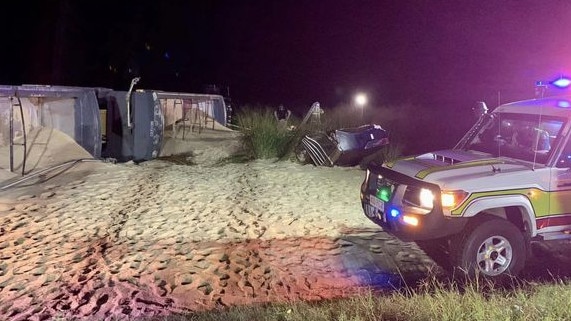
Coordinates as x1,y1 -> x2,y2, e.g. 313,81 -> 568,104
531,100 -> 544,170
497,112 -> 501,158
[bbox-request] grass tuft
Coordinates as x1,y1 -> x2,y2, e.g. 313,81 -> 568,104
235,107 -> 296,160
142,276 -> 571,321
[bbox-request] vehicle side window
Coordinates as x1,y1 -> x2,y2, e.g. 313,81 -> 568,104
556,137 -> 571,168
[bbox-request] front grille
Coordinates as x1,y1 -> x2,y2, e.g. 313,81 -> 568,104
366,165 -> 439,217
376,177 -> 397,192
377,176 -> 396,187
376,174 -> 429,208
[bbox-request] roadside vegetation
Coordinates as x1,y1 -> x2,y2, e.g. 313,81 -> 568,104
148,276 -> 571,321
233,106 -> 297,160
231,102 -> 437,164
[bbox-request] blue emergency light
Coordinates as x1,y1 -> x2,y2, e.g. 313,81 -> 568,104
535,76 -> 571,98
552,77 -> 571,88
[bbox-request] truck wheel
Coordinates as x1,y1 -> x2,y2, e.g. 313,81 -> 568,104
451,218 -> 527,282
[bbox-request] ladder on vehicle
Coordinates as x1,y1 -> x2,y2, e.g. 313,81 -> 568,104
171,99 -> 183,138
182,99 -> 195,138
202,100 -> 215,131
172,98 -> 216,138
187,99 -> 215,134
171,98 -> 196,139
9,95 -> 27,175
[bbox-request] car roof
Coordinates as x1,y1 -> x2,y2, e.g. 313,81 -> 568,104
493,96 -> 571,118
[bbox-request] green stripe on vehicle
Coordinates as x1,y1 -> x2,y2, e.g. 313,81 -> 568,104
385,156 -> 415,168
451,188 -> 550,216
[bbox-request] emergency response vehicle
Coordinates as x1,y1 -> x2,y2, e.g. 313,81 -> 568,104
361,91 -> 571,281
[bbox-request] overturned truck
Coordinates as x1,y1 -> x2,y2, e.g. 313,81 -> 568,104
0,84 -> 231,178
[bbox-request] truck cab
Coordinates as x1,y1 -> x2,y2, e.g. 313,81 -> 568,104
361,96 -> 571,280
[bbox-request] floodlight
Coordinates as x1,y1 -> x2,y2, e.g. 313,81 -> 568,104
354,93 -> 367,106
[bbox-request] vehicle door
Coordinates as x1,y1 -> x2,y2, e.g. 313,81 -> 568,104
546,130 -> 571,231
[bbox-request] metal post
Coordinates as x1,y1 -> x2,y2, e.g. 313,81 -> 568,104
19,97 -> 27,175
126,77 -> 140,129
9,97 -> 14,172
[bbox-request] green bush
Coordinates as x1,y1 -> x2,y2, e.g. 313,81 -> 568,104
236,107 -> 296,160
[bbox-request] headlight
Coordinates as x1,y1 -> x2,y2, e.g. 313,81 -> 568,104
441,190 -> 468,209
419,188 -> 468,210
419,188 -> 434,208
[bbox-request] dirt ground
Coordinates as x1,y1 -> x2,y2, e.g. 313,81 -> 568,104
0,128 -> 570,320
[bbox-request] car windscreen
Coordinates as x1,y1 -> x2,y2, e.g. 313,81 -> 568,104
464,113 -> 565,164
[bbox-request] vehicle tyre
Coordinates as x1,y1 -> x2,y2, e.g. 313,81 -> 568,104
450,218 -> 527,283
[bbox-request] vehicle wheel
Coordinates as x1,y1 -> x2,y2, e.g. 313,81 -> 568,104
450,218 -> 527,282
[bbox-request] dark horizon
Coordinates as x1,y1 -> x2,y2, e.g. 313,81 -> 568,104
2,1 -> 571,113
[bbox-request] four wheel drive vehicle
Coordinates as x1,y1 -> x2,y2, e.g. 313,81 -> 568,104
360,96 -> 571,281
296,124 -> 389,167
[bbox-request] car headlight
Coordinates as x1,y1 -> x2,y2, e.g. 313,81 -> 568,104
419,188 -> 468,209
441,190 -> 468,209
419,188 -> 435,208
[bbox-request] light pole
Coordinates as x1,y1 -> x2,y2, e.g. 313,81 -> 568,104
354,93 -> 367,123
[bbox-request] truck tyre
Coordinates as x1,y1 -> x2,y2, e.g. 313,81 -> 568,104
451,218 -> 527,282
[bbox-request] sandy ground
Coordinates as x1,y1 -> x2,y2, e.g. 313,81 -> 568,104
0,127 -> 569,320
0,127 -> 95,183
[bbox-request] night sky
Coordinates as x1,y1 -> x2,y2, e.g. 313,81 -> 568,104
2,1 -> 571,113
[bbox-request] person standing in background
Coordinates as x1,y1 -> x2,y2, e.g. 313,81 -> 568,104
274,104 -> 291,128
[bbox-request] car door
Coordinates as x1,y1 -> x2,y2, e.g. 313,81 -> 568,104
546,134 -> 571,232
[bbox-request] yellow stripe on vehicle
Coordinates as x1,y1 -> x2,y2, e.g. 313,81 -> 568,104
385,156 -> 415,168
549,189 -> 571,215
415,159 -> 504,179
451,188 -> 550,216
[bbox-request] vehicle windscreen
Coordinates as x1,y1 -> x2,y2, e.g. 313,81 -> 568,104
464,113 -> 565,164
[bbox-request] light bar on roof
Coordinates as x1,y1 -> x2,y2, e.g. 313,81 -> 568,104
552,77 -> 571,88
